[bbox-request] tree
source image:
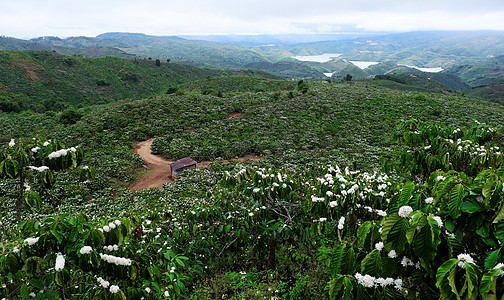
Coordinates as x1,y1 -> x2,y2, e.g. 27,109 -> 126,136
0,138 -> 94,221
344,74 -> 353,82
59,107 -> 83,125
155,59 -> 161,67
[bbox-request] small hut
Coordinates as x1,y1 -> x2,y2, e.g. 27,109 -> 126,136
170,157 -> 197,177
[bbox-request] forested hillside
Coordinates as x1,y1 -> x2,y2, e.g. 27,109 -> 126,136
3,75 -> 504,298
0,50 -> 226,112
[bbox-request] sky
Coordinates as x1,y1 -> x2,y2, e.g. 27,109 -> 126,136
2,0 -> 504,39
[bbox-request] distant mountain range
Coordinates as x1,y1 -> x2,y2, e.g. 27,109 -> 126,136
1,30 -> 504,102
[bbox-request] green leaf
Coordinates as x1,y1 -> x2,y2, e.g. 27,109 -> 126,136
357,221 -> 372,246
3,158 -> 19,178
465,263 -> 479,300
54,271 -> 64,286
50,226 -> 64,244
20,284 -> 29,299
436,258 -> 458,289
361,249 -> 382,276
413,223 -> 438,262
381,214 -> 409,253
449,184 -> 466,219
480,268 -> 501,295
342,277 -> 354,300
400,181 -> 415,206
29,278 -> 44,290
484,248 -> 501,270
461,199 -> 486,213
328,276 -> 345,300
493,202 -> 504,224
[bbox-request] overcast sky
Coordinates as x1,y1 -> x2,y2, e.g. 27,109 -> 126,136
2,0 -> 504,39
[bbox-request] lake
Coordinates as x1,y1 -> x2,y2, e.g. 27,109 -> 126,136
349,61 -> 381,69
292,53 -> 342,63
398,64 -> 444,73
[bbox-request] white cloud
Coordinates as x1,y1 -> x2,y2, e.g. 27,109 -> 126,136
1,0 -> 503,38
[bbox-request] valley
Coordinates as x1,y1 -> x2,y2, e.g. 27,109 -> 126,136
1,30 -> 504,299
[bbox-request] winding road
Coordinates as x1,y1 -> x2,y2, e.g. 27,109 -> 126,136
129,139 -> 174,191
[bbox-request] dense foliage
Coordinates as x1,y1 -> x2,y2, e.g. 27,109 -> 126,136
0,50 -> 224,112
2,77 -> 504,299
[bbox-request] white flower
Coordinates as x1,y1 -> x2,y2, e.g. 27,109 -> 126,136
145,287 -> 151,293
319,217 -> 327,222
55,253 -> 65,271
436,176 -> 445,182
394,278 -> 403,290
398,206 -> 413,218
97,277 -> 110,288
248,212 -> 254,217
13,247 -> 20,253
326,190 -> 334,197
375,242 -> 384,252
31,146 -> 40,153
424,145 -> 431,150
109,285 -> 120,293
431,216 -> 443,228
24,237 -> 39,246
376,210 -> 387,217
311,195 -> 325,202
109,222 -> 116,229
493,263 -> 504,276
476,195 -> 484,203
337,216 -> 345,230
8,139 -> 15,147
457,253 -> 475,268
43,141 -> 50,146
114,220 -> 121,226
329,201 -> 338,208
356,273 -> 375,288
388,249 -> 397,258
99,253 -> 132,266
424,197 -> 434,204
28,166 -> 49,172
103,225 -> 110,232
48,149 -> 69,159
401,256 -> 410,267
164,291 -> 170,297
80,246 -> 92,255
253,188 -> 260,193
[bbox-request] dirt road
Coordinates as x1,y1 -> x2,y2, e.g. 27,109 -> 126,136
129,139 -> 174,191
130,138 -> 264,191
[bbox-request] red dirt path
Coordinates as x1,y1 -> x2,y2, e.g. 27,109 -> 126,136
130,139 -> 174,191
129,138 -> 263,191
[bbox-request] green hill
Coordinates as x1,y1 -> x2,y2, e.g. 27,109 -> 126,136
0,50 -> 225,112
466,79 -> 504,104
3,76 -> 504,299
444,55 -> 504,86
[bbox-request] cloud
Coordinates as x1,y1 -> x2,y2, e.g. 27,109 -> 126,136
1,0 -> 503,38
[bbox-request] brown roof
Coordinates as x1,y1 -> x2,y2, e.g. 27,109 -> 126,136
170,157 -> 197,171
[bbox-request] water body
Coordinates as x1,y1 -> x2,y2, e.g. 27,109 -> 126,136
292,53 -> 342,63
349,61 -> 381,69
398,64 -> 444,73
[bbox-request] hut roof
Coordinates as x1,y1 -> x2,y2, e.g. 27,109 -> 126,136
170,157 -> 197,171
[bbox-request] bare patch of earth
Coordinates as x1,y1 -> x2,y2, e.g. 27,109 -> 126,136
130,138 -> 262,191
